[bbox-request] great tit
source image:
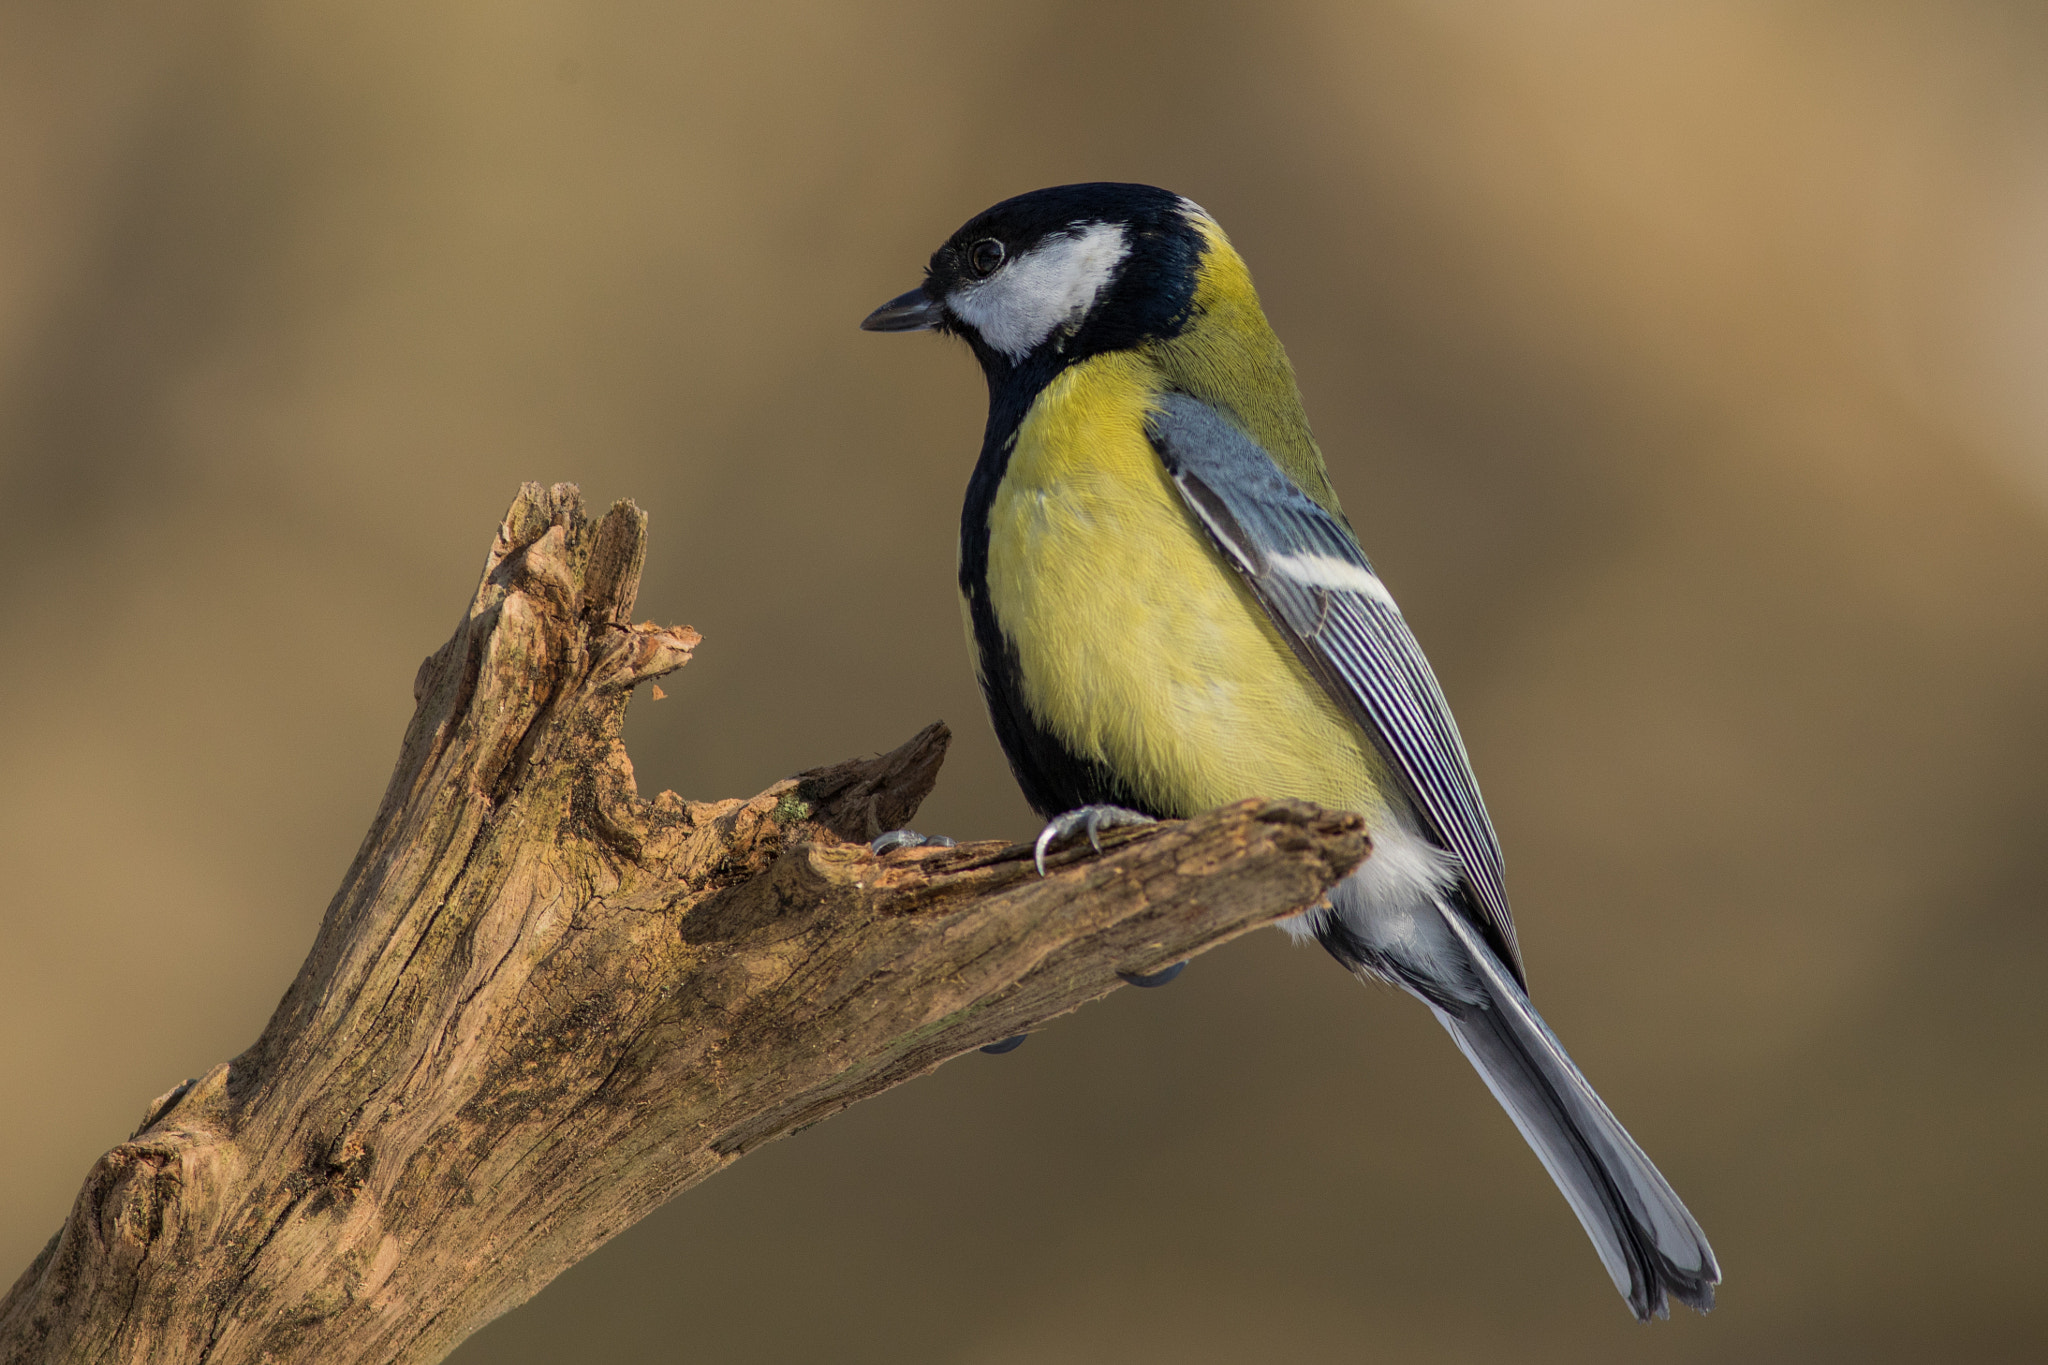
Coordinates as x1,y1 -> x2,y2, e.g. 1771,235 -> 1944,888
862,182 -> 1719,1321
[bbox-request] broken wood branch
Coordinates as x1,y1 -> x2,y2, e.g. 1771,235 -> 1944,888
0,482 -> 1369,1365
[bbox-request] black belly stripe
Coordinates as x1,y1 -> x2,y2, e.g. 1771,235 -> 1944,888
958,371 -> 1166,821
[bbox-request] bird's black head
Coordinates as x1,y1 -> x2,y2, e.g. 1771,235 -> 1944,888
861,183 -> 1207,378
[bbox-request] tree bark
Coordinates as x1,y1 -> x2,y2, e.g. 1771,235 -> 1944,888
0,483 -> 1370,1365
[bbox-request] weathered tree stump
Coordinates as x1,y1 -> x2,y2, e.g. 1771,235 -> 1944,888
0,483 -> 1370,1364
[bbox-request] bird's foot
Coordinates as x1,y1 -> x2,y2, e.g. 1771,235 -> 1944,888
980,1034 -> 1029,1055
871,829 -> 957,855
1117,961 -> 1188,988
1032,805 -> 1156,876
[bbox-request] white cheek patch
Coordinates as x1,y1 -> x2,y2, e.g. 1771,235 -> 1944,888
947,221 -> 1130,360
1268,550 -> 1403,612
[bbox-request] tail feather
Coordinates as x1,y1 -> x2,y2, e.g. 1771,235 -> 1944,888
1428,905 -> 1720,1320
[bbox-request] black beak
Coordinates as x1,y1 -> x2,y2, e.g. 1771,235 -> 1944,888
860,286 -> 942,332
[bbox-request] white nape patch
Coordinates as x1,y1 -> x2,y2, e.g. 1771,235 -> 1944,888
1268,550 -> 1401,611
947,221 -> 1129,360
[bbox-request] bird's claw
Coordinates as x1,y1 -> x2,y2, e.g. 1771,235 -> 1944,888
1117,961 -> 1188,988
1031,804 -> 1157,876
872,829 -> 957,855
980,1033 -> 1029,1055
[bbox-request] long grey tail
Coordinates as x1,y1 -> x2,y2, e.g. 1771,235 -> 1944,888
1422,906 -> 1720,1320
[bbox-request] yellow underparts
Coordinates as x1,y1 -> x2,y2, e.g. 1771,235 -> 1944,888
982,348 -> 1388,821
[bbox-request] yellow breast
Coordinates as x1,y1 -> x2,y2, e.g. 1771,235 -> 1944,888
979,351 -> 1385,820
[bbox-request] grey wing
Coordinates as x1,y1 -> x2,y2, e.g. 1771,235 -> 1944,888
1145,392 -> 1523,981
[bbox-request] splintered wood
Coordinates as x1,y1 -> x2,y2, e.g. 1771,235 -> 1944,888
0,482 -> 1368,1365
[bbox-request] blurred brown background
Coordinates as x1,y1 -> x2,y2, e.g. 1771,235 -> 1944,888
3,1 -> 2045,1361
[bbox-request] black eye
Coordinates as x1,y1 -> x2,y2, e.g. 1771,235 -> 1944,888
967,239 -> 1005,277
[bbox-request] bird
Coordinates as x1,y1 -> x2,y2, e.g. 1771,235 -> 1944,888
860,181 -> 1719,1321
